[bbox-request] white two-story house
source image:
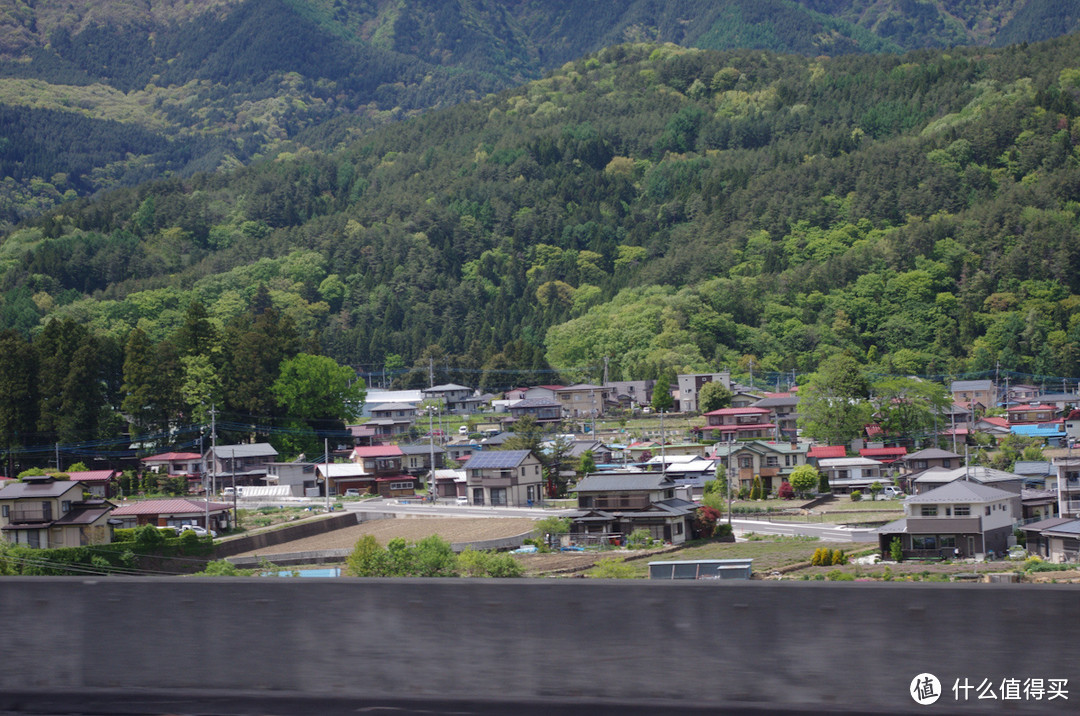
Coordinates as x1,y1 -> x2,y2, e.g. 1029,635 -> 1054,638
878,480 -> 1020,559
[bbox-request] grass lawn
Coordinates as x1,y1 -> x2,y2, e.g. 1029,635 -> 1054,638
817,497 -> 905,511
586,537 -> 868,578
766,510 -> 902,524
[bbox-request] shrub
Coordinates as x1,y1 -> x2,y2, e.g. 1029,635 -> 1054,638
850,490 -> 862,502
194,560 -> 251,576
588,557 -> 637,578
112,528 -> 137,542
134,524 -> 165,545
693,505 -> 723,538
889,537 -> 903,562
825,570 -> 855,581
831,549 -> 847,565
457,549 -> 524,577
626,529 -> 654,549
777,481 -> 794,500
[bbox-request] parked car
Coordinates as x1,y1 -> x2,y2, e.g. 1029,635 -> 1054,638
179,524 -> 217,538
344,488 -> 361,497
455,495 -> 469,506
881,486 -> 904,499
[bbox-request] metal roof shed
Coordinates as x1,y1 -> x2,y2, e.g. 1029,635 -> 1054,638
648,558 -> 753,580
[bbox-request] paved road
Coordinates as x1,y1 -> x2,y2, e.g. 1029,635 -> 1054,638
730,517 -> 879,542
343,497 -> 573,520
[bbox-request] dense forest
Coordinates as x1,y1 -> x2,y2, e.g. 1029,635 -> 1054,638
3,0 -> 1080,226
2,35 -> 1080,391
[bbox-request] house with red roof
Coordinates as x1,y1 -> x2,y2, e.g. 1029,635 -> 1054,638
1007,404 -> 1060,425
110,498 -> 232,533
347,445 -> 419,497
349,445 -> 404,476
141,452 -> 203,481
807,445 -> 847,461
59,470 -> 121,499
694,407 -> 776,442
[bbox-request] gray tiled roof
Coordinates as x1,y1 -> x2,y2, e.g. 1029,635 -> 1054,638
0,479 -> 82,499
209,443 -> 278,459
905,480 -> 1016,504
950,380 -> 995,391
1013,461 -> 1053,476
903,448 -> 962,461
463,450 -> 533,469
1042,520 -> 1080,537
573,472 -> 675,492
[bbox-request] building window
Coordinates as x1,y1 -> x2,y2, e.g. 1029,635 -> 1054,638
954,505 -> 970,516
766,456 -> 779,467
674,522 -> 683,535
389,481 -> 412,490
61,500 -> 71,513
985,506 -> 991,516
491,488 -> 507,506
920,506 -> 938,517
739,457 -> 752,469
1,505 -> 7,517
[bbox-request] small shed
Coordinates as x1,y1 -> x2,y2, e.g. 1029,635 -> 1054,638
648,558 -> 753,580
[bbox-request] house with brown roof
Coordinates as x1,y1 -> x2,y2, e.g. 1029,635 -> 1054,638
0,476 -> 115,548
110,498 -> 231,534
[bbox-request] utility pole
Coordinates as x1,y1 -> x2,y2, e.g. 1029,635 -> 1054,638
324,437 -> 330,513
660,410 -> 667,480
428,405 -> 436,502
429,357 -> 434,389
602,356 -> 609,386
727,438 -> 734,527
210,404 -> 217,504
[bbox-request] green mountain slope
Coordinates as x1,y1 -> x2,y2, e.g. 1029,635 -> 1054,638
5,37 -> 1080,391
4,0 -> 1080,228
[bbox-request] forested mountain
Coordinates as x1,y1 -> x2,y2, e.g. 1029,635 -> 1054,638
3,0 -> 1080,228
3,31 -> 1080,409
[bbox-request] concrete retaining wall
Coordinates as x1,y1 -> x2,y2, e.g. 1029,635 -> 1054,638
1,578 -> 1076,714
212,512 -> 359,558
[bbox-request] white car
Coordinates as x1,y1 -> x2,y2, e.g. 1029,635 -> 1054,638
179,524 -> 217,538
455,496 -> 469,506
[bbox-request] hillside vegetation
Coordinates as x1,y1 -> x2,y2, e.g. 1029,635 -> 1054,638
2,0 -> 1080,225
0,36 -> 1078,399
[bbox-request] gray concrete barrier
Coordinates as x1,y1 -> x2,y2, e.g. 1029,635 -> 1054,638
1,578 -> 1076,714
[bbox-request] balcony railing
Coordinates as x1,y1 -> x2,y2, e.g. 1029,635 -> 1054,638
10,507 -> 52,523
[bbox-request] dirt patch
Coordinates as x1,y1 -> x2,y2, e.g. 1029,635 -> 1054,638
231,517 -> 537,557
